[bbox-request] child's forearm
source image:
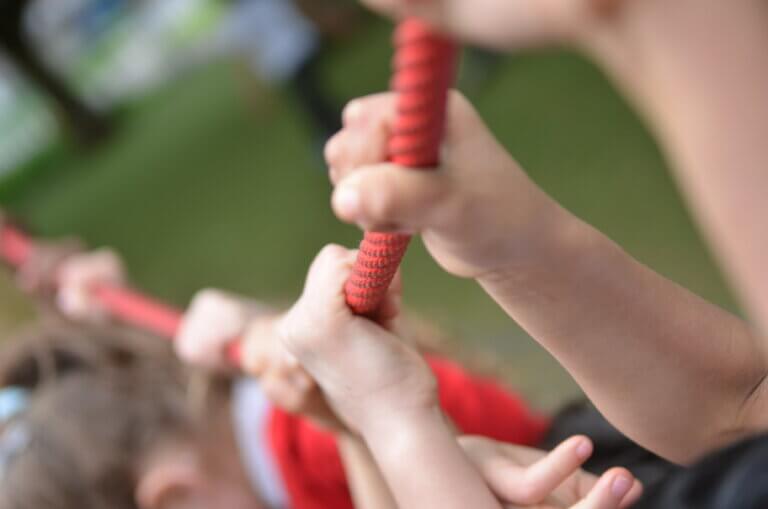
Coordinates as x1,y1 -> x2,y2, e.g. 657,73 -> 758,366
337,433 -> 398,509
361,406 -> 502,509
590,0 -> 768,335
479,215 -> 767,464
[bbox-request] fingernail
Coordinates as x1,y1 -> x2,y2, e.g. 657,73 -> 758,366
333,187 -> 360,219
576,439 -> 593,460
611,476 -> 632,498
344,100 -> 364,125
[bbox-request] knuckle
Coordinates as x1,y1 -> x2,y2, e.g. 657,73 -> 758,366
514,480 -> 542,505
342,99 -> 365,126
324,132 -> 344,166
317,244 -> 348,264
367,187 -> 397,222
192,288 -> 223,307
174,338 -> 198,361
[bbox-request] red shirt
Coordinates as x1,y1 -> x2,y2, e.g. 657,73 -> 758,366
267,356 -> 549,509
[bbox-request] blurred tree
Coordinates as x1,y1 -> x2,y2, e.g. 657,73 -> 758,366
0,0 -> 114,145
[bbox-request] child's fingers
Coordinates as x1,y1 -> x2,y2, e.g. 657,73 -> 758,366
301,244 -> 357,306
327,125 -> 390,186
280,245 -> 358,358
261,363 -> 345,430
175,289 -> 250,368
332,163 -> 452,234
261,370 -> 311,414
16,238 -> 83,294
342,93 -> 397,130
56,249 -> 125,321
512,436 -> 594,504
571,468 -> 640,509
327,94 -> 397,185
462,435 -> 594,505
240,315 -> 280,376
618,475 -> 643,508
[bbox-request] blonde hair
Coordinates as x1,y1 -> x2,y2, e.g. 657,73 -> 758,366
0,319 -> 229,509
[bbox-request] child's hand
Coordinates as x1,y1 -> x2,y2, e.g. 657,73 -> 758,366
176,289 -> 344,430
16,237 -> 84,295
277,244 -> 437,435
459,435 -> 643,508
327,91 -> 568,280
54,248 -> 126,322
176,289 -> 266,370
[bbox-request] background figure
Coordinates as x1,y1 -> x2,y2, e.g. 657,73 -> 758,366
223,0 -> 342,147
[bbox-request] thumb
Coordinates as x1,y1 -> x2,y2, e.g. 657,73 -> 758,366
332,163 -> 451,233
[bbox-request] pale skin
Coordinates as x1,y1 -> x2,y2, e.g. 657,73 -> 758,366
332,0 -> 768,464
47,243 -> 644,508
327,91 -> 768,464
170,255 -> 642,508
275,245 -> 642,509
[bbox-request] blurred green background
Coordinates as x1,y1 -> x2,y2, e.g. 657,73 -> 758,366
0,4 -> 737,410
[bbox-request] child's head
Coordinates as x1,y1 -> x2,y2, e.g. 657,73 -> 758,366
0,320 -> 263,509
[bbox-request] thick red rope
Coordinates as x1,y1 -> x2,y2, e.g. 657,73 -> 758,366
344,19 -> 458,316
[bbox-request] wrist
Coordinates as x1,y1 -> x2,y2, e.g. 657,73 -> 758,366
360,404 -> 451,458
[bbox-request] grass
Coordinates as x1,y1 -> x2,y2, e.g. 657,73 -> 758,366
0,21 -> 736,408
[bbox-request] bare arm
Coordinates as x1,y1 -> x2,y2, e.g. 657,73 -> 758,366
327,84 -> 768,463
588,0 -> 768,341
359,407 -> 502,509
337,433 -> 398,509
479,212 -> 767,464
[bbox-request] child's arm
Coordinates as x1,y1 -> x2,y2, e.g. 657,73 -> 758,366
337,434 -> 398,509
279,245 -> 643,509
177,288 -> 401,509
175,261 -> 639,508
278,245 -> 502,509
328,92 -> 768,464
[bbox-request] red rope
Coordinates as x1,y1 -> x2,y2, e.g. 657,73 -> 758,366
0,225 -> 243,364
344,19 -> 458,316
0,19 -> 457,362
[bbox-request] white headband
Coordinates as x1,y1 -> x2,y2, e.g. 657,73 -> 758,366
0,387 -> 31,478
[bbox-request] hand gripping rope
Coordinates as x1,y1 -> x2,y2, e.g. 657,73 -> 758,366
0,224 -> 246,362
344,19 -> 457,316
0,19 -> 457,364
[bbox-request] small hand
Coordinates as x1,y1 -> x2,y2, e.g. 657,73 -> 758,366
460,435 -> 643,508
327,91 -> 567,280
54,248 -> 126,323
278,244 -> 437,435
176,289 -> 342,430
